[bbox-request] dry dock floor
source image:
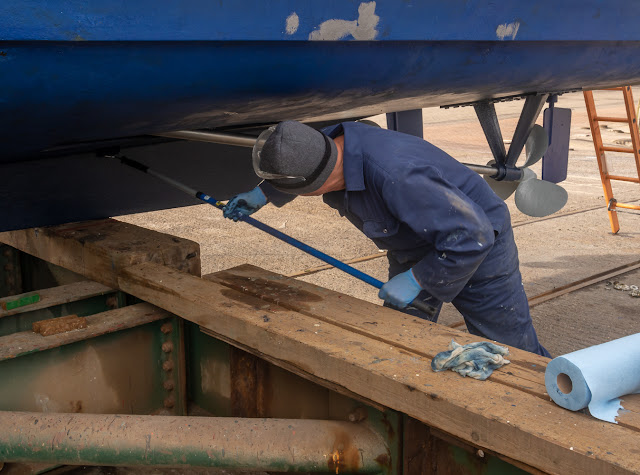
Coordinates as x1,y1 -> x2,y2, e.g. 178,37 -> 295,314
119,91 -> 640,357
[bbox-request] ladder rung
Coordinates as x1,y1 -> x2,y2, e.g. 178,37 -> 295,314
608,175 -> 640,184
601,146 -> 636,153
594,116 -> 630,123
613,203 -> 640,211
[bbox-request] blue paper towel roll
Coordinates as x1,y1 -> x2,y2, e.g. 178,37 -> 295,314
545,333 -> 640,423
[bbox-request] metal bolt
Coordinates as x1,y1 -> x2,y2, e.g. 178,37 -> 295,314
477,449 -> 485,458
163,397 -> 175,409
163,380 -> 175,391
162,360 -> 174,372
161,342 -> 173,353
160,323 -> 173,334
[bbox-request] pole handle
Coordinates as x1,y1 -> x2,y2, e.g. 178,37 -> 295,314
408,298 -> 439,319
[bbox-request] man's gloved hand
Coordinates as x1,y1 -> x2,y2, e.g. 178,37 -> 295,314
223,187 -> 267,221
378,269 -> 423,308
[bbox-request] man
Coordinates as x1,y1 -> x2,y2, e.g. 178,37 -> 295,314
224,120 -> 550,357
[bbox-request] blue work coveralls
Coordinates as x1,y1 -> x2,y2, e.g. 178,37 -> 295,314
261,122 -> 550,357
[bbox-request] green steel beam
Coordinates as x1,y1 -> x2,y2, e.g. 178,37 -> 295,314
0,412 -> 389,474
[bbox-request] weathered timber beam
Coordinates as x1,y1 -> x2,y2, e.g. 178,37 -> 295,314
0,412 -> 389,473
118,261 -> 640,475
0,219 -> 201,287
0,281 -> 114,318
210,268 -> 640,431
207,265 -> 548,396
0,303 -> 170,361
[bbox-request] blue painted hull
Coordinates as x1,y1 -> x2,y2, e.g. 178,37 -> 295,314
1,0 -> 640,161
2,0 -> 640,230
2,1 -> 640,161
4,40 -> 640,162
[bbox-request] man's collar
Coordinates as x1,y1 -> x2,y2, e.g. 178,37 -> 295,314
322,122 -> 365,192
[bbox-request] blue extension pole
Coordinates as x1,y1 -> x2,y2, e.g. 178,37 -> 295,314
115,155 -> 437,317
203,196 -> 385,289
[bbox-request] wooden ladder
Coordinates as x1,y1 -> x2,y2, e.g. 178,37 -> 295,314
583,86 -> 640,233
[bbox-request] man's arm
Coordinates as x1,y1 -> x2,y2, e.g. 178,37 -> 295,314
383,166 -> 495,302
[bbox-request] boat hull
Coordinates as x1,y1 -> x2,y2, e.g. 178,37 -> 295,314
3,40 -> 640,161
2,1 -> 640,230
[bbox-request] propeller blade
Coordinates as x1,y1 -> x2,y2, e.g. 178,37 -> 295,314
485,177 -> 519,200
514,175 -> 568,217
484,160 -> 520,199
522,124 -> 549,168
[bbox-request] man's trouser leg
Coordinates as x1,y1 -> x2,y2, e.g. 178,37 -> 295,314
451,225 -> 551,357
385,253 -> 443,322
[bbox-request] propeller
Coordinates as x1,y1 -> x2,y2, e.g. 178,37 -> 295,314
484,124 -> 568,217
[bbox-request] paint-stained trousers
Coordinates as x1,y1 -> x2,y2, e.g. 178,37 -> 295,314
385,223 -> 551,357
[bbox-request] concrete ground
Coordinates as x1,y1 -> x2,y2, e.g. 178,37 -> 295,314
118,91 -> 640,358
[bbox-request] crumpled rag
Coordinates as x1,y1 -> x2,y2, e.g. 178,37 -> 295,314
431,340 -> 510,380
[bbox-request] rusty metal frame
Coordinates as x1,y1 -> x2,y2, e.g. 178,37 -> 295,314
0,245 -> 529,475
0,412 -> 390,474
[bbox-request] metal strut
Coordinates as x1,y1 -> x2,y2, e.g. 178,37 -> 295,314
473,102 -> 507,177
505,94 -> 550,167
473,94 -> 549,180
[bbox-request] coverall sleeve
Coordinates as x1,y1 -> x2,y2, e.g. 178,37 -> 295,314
259,181 -> 297,207
383,166 -> 496,302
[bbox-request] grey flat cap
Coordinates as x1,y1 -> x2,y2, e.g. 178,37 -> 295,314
257,120 -> 338,194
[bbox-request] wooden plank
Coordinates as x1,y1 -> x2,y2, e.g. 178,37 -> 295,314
615,394 -> 640,431
211,266 -> 640,430
0,303 -> 170,361
206,265 -> 549,397
0,219 -> 201,287
118,261 -> 640,475
0,281 -> 115,318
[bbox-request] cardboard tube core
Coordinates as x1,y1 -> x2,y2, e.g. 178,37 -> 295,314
557,373 -> 573,394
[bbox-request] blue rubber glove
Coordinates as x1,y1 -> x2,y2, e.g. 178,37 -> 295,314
223,187 -> 268,221
378,269 -> 423,309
